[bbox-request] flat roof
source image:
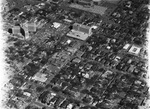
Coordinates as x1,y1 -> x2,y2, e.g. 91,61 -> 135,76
23,22 -> 36,32
123,44 -> 131,50
53,22 -> 61,29
128,45 -> 141,55
32,73 -> 47,82
67,30 -> 90,40
93,0 -> 102,1
105,0 -> 120,4
12,26 -> 20,34
69,4 -> 107,15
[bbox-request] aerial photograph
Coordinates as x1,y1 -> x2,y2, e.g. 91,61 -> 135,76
0,0 -> 150,109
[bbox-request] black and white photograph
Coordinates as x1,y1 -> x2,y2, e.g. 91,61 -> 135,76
0,0 -> 150,109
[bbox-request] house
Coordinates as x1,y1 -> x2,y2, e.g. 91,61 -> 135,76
32,73 -> 48,83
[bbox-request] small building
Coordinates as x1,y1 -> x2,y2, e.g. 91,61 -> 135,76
32,73 -> 48,83
23,91 -> 31,97
102,70 -> 113,78
67,104 -> 74,109
123,43 -> 131,50
63,19 -> 73,23
128,65 -> 135,73
53,22 -> 61,29
72,58 -> 81,63
114,56 -> 121,62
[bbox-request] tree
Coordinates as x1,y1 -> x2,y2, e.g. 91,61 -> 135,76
36,86 -> 45,92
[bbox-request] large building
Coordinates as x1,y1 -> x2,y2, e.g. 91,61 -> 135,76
67,23 -> 93,40
77,0 -> 120,5
69,0 -> 107,15
73,23 -> 92,35
104,0 -> 120,4
78,0 -> 93,5
71,0 -> 102,6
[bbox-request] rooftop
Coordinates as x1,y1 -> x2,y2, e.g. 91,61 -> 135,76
128,45 -> 141,55
67,30 -> 90,41
32,73 -> 48,83
69,3 -> 107,15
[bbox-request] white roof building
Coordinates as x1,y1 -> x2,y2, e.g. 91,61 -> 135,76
67,23 -> 92,41
67,104 -> 73,109
123,43 -> 131,50
53,22 -> 61,29
32,73 -> 47,83
114,56 -> 121,62
23,92 -> 31,97
128,45 -> 141,55
73,23 -> 92,35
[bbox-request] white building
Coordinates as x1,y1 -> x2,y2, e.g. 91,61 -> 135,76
67,23 -> 92,40
32,73 -> 48,83
128,45 -> 141,55
123,43 -> 131,50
